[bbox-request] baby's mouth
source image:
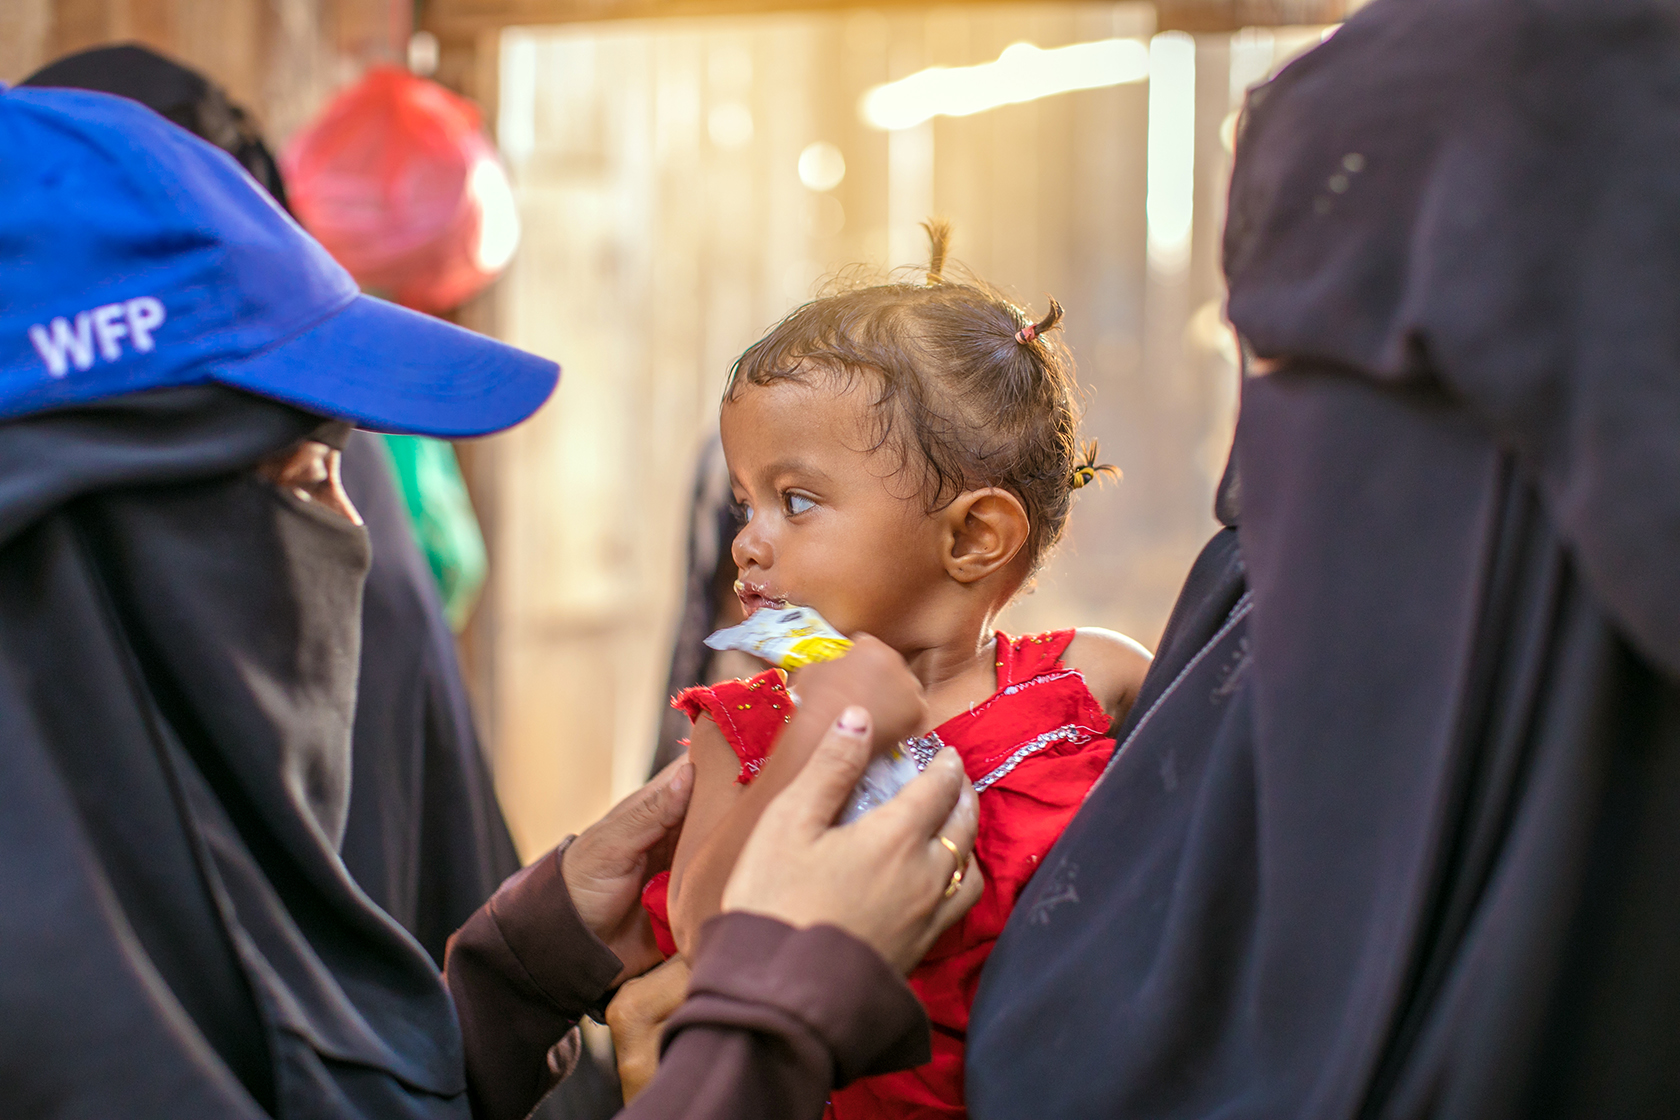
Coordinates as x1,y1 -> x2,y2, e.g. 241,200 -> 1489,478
733,579 -> 787,616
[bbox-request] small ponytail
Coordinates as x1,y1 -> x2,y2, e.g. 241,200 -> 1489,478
923,218 -> 953,285
1015,297 -> 1064,345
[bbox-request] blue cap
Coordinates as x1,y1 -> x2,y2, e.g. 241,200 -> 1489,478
0,85 -> 559,437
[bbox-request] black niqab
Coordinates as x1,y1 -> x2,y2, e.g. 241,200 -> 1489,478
24,35 -> 523,978
969,2 -> 1680,1116
339,432 -> 521,965
0,388 -> 466,1118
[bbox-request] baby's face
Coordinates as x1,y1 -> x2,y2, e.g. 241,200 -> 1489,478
720,378 -> 947,646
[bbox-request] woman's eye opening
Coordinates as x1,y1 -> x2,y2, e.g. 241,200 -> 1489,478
256,443 -> 360,524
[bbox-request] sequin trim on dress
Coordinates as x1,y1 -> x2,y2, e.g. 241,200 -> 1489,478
972,723 -> 1091,792
902,733 -> 944,770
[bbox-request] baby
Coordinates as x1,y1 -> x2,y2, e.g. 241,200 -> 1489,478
646,223 -> 1151,1119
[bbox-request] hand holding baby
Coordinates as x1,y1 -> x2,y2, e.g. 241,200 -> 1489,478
722,703 -> 982,974
790,632 -> 929,755
563,755 -> 695,985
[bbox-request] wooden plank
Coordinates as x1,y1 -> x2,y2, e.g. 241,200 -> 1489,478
425,0 -> 1350,34
1155,0 -> 1348,31
0,0 -> 52,83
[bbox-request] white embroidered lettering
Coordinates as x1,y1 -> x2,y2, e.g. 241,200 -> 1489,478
27,297 -> 166,377
124,296 -> 165,352
90,303 -> 129,362
28,313 -> 96,377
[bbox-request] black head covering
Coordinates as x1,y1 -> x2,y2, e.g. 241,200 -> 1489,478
339,431 -> 521,965
970,1 -> 1680,1116
23,40 -> 524,972
1222,0 -> 1680,679
0,388 -> 467,1117
22,44 -> 290,212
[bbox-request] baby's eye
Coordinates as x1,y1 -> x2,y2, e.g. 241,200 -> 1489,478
783,492 -> 815,516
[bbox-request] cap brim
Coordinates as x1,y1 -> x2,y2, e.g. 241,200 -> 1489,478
210,293 -> 559,438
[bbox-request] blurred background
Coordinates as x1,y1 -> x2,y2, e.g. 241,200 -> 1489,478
3,0 -> 1351,861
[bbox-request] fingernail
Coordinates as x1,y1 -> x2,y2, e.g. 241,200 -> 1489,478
836,706 -> 869,735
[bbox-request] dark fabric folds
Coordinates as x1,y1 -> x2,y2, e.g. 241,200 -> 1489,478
1224,0 -> 1680,677
339,431 -> 521,966
0,387 -> 468,1119
970,2 -> 1680,1117
973,368 -> 1680,1120
446,841 -> 624,1120
670,913 -> 931,1088
968,528 -> 1254,1119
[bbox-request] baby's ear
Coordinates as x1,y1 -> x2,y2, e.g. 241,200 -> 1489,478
941,488 -> 1030,584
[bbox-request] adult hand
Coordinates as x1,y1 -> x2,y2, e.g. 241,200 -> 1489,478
605,956 -> 692,1104
722,706 -> 982,973
562,756 -> 694,984
793,634 -> 927,756
665,634 -> 927,958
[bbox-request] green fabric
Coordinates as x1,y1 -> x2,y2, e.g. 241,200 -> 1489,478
379,435 -> 487,631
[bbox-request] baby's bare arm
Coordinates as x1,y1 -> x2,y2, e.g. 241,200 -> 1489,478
666,717 -> 745,951
666,637 -> 926,957
1064,627 -> 1153,727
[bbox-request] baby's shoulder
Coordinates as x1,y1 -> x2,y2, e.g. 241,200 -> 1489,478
1060,627 -> 1152,726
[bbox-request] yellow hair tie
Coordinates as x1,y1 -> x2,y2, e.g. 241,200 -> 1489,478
1070,440 -> 1120,491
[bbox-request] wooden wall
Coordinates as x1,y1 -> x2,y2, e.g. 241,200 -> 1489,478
0,0 -> 408,145
422,0 -> 1351,32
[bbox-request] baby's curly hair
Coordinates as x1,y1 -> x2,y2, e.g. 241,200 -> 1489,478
724,220 -> 1111,571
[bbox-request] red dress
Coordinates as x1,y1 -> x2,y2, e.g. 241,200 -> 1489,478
643,630 -> 1115,1119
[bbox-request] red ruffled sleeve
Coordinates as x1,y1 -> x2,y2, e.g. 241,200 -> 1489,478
672,669 -> 793,785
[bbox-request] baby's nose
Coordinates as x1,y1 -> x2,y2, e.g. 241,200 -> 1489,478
731,523 -> 770,571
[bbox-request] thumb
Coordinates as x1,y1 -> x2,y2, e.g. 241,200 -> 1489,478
597,757 -> 695,859
775,706 -> 874,835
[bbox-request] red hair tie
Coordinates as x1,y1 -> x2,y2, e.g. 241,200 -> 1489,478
1015,323 -> 1037,344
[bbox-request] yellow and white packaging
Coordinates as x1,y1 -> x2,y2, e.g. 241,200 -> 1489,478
704,605 -> 853,669
705,604 -> 922,822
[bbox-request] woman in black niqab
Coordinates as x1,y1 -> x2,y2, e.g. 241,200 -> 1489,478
0,386 -> 466,1118
21,40 -> 525,973
968,1 -> 1680,1116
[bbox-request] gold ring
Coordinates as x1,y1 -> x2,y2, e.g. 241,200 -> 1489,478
937,834 -> 961,867
938,835 -> 965,898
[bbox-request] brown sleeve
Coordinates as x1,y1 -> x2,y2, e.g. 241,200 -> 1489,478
621,913 -> 931,1120
443,838 -> 623,1120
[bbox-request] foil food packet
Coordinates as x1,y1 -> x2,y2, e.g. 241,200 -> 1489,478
704,605 -> 924,821
705,605 -> 853,669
